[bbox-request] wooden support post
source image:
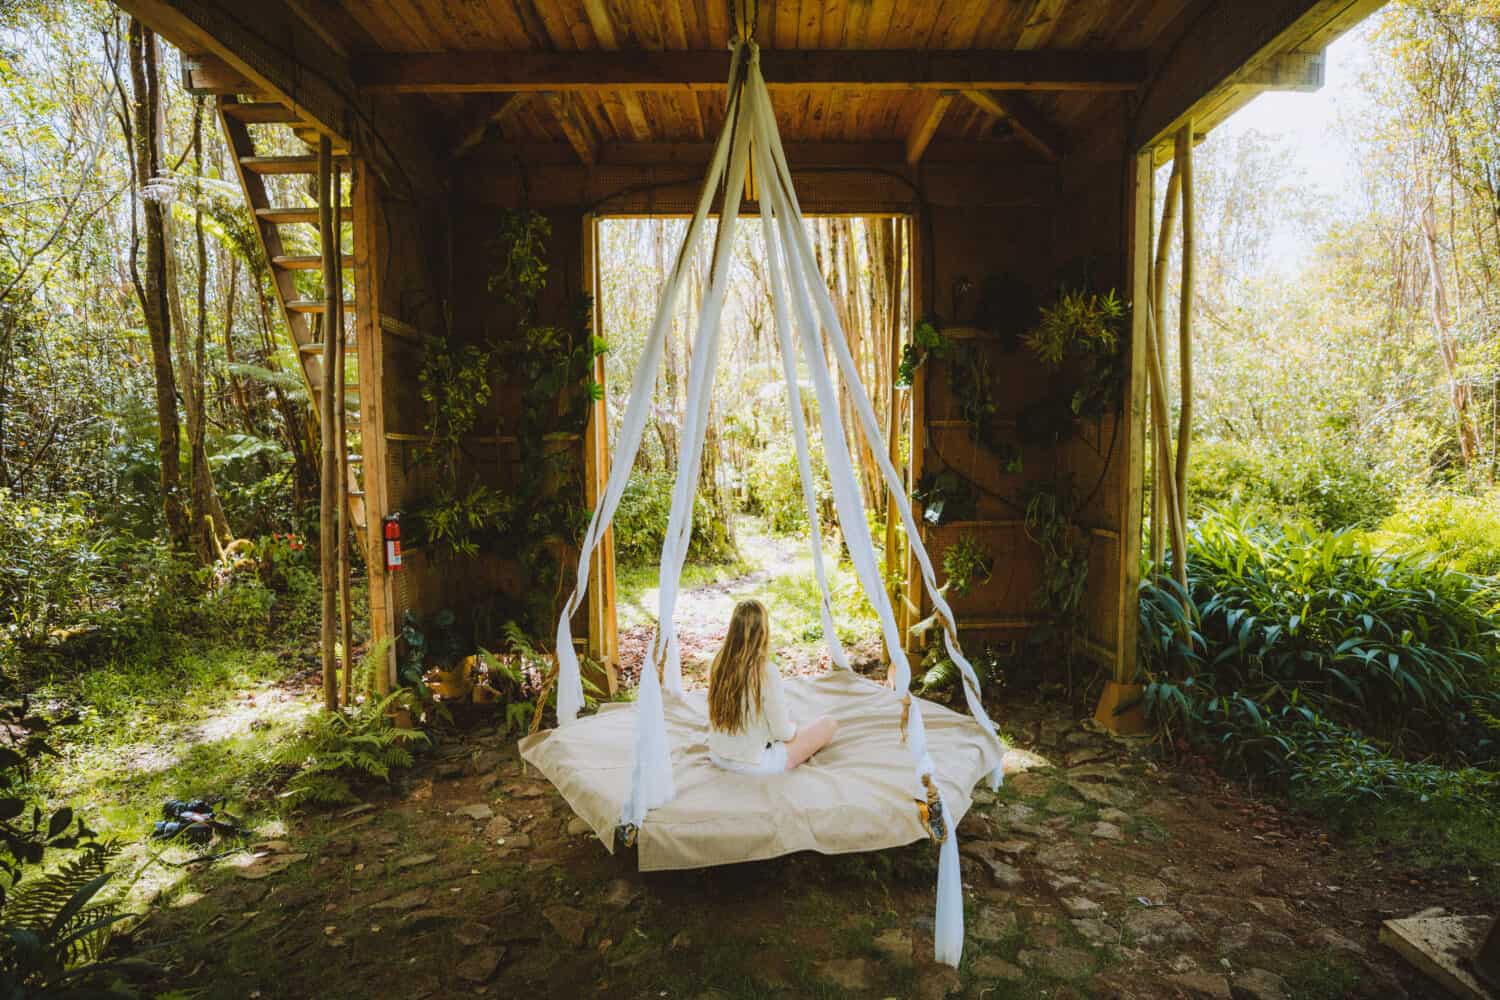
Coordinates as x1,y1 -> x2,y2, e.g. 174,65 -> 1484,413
1094,150 -> 1154,734
352,161 -> 394,694
903,217 -> 927,659
333,165 -> 353,706
581,215 -> 618,695
317,136 -> 338,713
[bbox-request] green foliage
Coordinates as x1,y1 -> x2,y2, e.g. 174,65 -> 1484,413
276,645 -> 428,807
941,533 -> 992,599
0,699 -> 132,995
0,841 -> 131,996
1019,287 -> 1127,445
418,340 -> 493,458
746,439 -> 832,537
1024,484 -> 1090,674
1187,440 -> 1399,530
614,469 -> 737,565
1379,488 -> 1500,576
487,210 -> 551,308
1140,509 -> 1500,813
894,318 -> 948,390
415,482 -> 514,561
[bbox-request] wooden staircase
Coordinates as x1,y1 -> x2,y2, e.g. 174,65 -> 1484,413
216,95 -> 368,555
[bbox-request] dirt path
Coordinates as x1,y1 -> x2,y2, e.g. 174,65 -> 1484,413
615,521 -> 882,688
129,700 -> 1484,999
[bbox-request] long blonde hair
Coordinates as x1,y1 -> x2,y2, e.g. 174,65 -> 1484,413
708,600 -> 771,733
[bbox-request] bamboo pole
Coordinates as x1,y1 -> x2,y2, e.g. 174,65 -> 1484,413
1145,298 -> 1189,592
317,136 -> 339,713
1150,153 -> 1182,574
1173,123 -> 1195,557
333,165 -> 354,707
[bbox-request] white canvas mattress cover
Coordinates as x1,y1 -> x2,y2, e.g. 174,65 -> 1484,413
519,669 -> 1003,872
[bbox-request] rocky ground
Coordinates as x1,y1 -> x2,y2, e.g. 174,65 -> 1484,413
125,697 -> 1475,999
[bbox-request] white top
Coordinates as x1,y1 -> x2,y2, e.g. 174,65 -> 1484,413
707,659 -> 796,764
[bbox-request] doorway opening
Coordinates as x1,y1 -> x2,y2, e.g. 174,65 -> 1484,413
590,215 -> 914,690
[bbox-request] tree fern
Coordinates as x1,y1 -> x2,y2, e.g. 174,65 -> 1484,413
3,841 -> 124,973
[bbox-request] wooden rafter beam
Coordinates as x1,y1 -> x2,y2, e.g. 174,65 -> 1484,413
114,0 -> 437,189
1134,0 -> 1382,151
905,92 -> 955,165
543,92 -> 600,165
962,89 -> 1064,162
1244,51 -> 1325,91
450,93 -> 532,159
353,49 -> 1148,94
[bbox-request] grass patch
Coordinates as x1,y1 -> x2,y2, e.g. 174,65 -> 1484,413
1333,798 -> 1500,897
1271,949 -> 1364,999
46,643 -> 313,839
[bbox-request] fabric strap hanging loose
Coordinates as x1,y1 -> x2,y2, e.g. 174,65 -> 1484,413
548,39 -> 1005,968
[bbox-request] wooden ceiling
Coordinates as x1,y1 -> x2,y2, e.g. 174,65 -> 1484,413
287,0 -> 1200,160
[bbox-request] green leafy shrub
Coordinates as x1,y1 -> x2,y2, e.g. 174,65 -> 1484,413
614,469 -> 737,565
1380,489 -> 1500,577
1140,509 -> 1500,812
745,441 -> 832,538
0,699 -> 133,995
941,533 -> 992,598
1186,440 -> 1398,530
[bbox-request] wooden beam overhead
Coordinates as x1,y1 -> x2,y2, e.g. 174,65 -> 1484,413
1134,0 -> 1382,151
1244,51 -> 1325,91
450,94 -> 532,160
352,49 -> 1148,94
962,90 -> 1064,162
905,92 -> 955,165
181,54 -> 257,96
543,92 -> 600,165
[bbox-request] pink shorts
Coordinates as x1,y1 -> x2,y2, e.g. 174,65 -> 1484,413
709,741 -> 788,775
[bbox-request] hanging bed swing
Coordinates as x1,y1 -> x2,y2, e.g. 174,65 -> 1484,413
519,19 -> 1009,968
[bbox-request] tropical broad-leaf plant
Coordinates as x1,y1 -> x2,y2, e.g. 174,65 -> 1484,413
0,699 -> 136,996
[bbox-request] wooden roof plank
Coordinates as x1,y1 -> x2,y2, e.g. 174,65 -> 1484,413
351,48 -> 1149,93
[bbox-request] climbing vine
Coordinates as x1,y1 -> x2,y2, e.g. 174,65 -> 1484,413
410,209 -> 606,637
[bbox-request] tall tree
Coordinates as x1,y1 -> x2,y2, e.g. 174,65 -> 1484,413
124,18 -> 189,551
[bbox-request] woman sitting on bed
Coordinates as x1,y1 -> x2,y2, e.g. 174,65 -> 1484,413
707,599 -> 838,774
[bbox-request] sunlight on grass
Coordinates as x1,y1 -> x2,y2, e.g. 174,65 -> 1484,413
42,645 -> 320,910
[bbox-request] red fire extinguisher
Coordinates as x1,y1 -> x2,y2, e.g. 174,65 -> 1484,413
383,514 -> 403,572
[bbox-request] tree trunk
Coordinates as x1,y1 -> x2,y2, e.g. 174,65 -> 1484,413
127,20 -> 190,552
1421,197 -> 1481,473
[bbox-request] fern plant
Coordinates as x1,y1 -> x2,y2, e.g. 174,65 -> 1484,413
277,643 -> 429,806
0,842 -> 130,993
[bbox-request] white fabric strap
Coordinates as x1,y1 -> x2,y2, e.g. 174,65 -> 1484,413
549,41 -> 1006,968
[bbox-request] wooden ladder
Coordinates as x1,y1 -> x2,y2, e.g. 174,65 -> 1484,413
216,96 -> 368,558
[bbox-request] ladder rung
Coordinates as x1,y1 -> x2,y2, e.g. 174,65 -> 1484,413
272,254 -> 353,270
299,339 -> 357,354
257,207 -> 317,224
287,298 -> 356,313
240,155 -> 345,175
256,207 -> 352,226
223,102 -> 301,124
